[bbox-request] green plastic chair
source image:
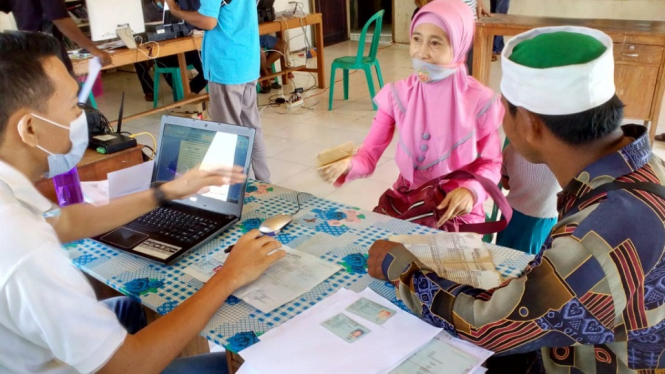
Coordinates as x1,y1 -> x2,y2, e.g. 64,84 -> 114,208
153,64 -> 195,108
328,10 -> 385,111
483,137 -> 511,243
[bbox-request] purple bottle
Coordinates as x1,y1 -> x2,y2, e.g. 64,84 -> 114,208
52,167 -> 85,206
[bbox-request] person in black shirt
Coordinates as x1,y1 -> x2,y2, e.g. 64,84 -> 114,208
0,0 -> 112,73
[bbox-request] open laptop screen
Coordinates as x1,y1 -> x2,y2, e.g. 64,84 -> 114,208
155,123 -> 250,204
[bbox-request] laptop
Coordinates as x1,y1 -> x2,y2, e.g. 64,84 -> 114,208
93,115 -> 255,265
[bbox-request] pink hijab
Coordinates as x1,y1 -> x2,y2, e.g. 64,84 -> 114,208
373,0 -> 498,185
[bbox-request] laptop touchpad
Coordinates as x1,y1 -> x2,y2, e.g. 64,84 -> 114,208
100,228 -> 149,249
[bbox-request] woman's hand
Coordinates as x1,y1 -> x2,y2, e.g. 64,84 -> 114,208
436,187 -> 475,227
318,158 -> 352,184
477,1 -> 492,18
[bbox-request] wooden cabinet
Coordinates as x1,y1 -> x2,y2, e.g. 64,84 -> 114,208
473,15 -> 665,143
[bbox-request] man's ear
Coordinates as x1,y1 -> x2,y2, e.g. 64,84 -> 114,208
16,113 -> 40,147
518,108 -> 544,146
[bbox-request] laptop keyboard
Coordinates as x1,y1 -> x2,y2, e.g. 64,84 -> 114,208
129,207 -> 220,244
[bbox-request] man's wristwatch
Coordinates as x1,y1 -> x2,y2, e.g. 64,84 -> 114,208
152,182 -> 169,207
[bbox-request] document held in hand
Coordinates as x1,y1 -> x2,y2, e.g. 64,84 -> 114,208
389,233 -> 504,290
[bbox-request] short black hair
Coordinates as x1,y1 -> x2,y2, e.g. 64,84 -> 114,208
506,95 -> 625,146
0,32 -> 61,141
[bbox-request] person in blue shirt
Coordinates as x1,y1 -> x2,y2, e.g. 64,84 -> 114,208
166,0 -> 271,182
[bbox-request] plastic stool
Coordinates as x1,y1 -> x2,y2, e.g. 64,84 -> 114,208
153,64 -> 194,108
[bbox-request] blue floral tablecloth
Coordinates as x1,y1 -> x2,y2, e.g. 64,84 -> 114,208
65,180 -> 533,352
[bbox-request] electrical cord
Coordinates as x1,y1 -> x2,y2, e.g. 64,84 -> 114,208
130,132 -> 158,153
291,192 -> 311,216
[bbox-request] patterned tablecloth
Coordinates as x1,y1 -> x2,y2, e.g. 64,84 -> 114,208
65,180 -> 533,353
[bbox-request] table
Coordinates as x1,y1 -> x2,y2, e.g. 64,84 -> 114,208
472,15 -> 665,143
72,14 -> 326,125
64,180 -> 533,372
35,146 -> 144,203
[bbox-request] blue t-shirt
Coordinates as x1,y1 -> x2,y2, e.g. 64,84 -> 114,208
198,0 -> 259,85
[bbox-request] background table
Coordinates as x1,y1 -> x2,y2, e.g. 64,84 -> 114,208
473,15 -> 665,143
72,14 -> 326,125
65,181 -> 533,371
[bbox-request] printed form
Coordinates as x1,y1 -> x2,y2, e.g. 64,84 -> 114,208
389,233 -> 503,290
184,246 -> 341,313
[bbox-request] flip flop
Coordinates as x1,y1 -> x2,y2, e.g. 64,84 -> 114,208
655,134 -> 665,142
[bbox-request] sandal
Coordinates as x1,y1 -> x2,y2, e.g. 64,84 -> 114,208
655,133 -> 665,142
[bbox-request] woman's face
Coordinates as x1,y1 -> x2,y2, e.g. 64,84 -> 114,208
410,23 -> 454,66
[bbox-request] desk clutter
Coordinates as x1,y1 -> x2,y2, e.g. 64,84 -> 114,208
67,180 -> 534,373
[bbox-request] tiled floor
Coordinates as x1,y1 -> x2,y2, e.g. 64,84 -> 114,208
94,41 -> 665,213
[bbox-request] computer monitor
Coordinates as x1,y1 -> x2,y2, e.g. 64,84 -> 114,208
86,0 -> 146,42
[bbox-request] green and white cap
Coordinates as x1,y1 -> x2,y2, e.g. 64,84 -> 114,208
501,26 -> 615,115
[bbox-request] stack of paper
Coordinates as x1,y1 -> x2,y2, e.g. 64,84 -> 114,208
389,233 -> 503,290
237,288 -> 442,374
390,331 -> 493,374
316,141 -> 355,168
184,246 -> 341,313
81,161 -> 154,206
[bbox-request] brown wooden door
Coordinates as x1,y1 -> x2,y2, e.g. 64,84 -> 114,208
314,0 -> 349,46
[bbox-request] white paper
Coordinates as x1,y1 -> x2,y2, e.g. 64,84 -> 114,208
77,57 -> 102,104
198,132 -> 238,202
240,288 -> 442,374
107,160 -> 154,200
81,180 -> 109,206
390,233 -> 503,290
184,246 -> 341,313
390,332 -> 493,374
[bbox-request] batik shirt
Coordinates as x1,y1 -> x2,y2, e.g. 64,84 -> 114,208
381,125 -> 665,373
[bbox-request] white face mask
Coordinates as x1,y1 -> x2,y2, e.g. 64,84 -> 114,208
412,59 -> 458,83
28,112 -> 89,178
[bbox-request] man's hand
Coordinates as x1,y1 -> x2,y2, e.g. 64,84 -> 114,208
318,158 -> 352,183
436,187 -> 475,227
91,48 -> 113,66
216,230 -> 285,290
161,165 -> 246,201
477,1 -> 492,18
368,240 -> 396,280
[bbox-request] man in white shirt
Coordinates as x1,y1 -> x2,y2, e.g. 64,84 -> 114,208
0,31 -> 285,373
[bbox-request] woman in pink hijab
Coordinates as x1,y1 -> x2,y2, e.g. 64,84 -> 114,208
320,0 -> 503,226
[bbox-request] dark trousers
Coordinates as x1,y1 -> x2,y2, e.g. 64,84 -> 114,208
135,51 -> 207,95
490,0 -> 510,53
103,297 -> 229,374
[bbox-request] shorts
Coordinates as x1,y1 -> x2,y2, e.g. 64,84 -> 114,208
259,35 -> 278,50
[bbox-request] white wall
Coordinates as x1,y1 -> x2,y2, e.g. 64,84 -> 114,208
273,0 -> 313,52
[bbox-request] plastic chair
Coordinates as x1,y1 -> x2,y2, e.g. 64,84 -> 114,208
328,10 -> 385,111
153,64 -> 194,108
483,137 -> 511,243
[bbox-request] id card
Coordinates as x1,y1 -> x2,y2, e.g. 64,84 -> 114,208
321,313 -> 371,343
346,297 -> 396,325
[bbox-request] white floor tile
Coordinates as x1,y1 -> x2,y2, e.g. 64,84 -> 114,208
325,178 -> 392,211
276,168 -> 340,198
266,158 -> 311,185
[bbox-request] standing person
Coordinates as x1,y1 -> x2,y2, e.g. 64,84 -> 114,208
165,0 -> 271,182
321,0 -> 503,227
496,143 -> 560,255
136,0 -> 207,102
368,25 -> 665,373
0,0 -> 112,73
0,31 -> 285,373
490,0 -> 509,60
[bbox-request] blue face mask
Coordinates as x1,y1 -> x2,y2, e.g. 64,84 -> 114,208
30,112 -> 89,178
412,59 -> 458,83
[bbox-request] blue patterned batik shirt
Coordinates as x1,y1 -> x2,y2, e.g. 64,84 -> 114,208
381,125 -> 665,373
